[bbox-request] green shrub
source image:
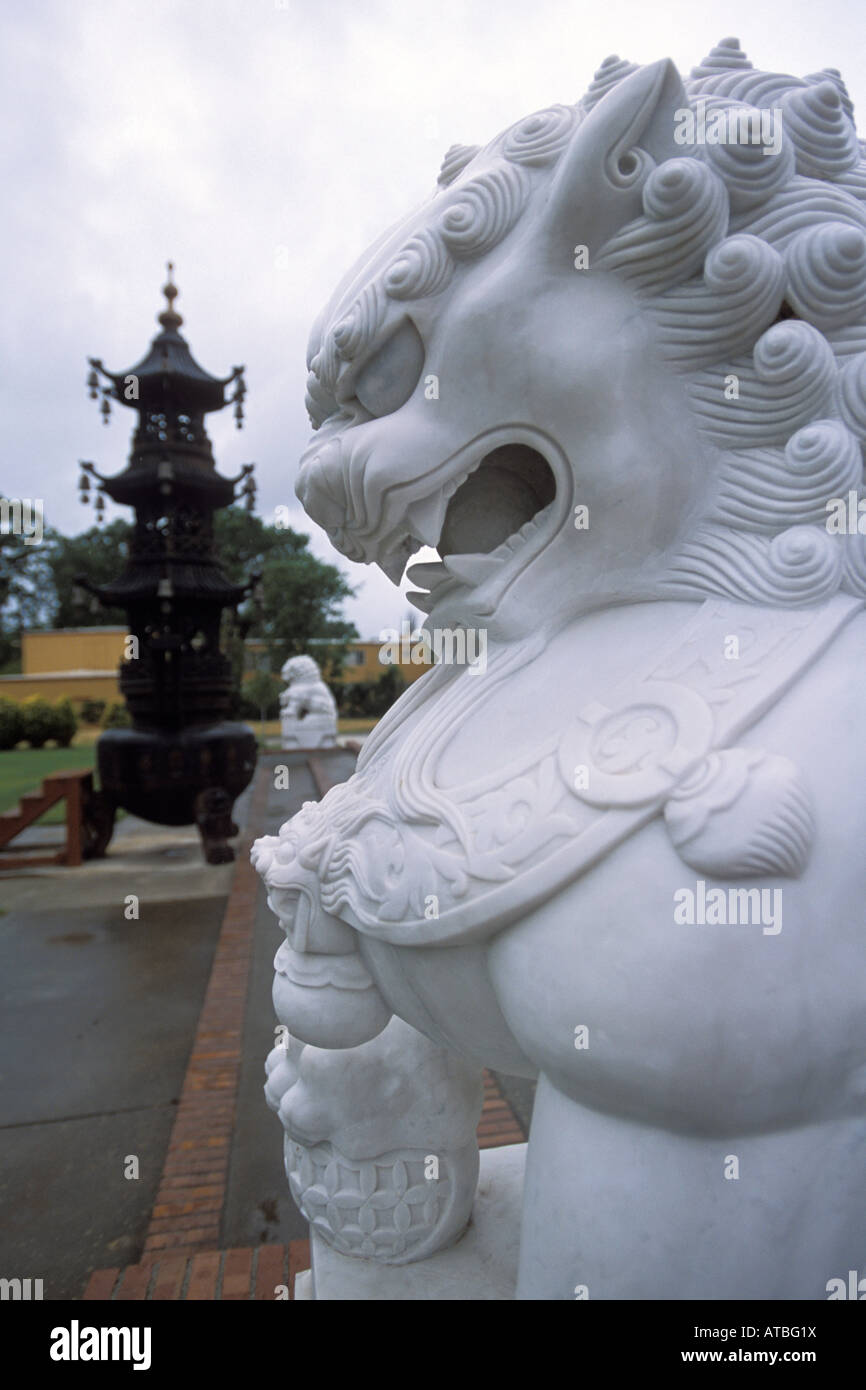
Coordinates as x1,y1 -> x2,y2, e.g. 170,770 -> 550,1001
336,679 -> 371,717
242,671 -> 283,721
0,697 -> 24,751
22,696 -> 56,749
339,668 -> 405,718
51,698 -> 78,748
80,698 -> 107,726
234,691 -> 260,721
372,665 -> 406,714
101,700 -> 132,730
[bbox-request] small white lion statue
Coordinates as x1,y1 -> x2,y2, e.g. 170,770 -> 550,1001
279,655 -> 337,750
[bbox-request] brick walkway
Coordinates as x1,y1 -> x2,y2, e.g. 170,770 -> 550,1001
139,764 -> 271,1262
479,1069 -> 526,1149
82,753 -> 526,1300
83,1241 -> 311,1301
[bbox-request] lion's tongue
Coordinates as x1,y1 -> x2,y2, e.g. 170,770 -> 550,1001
439,467 -> 541,557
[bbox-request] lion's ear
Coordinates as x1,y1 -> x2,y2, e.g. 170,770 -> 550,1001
540,58 -> 693,267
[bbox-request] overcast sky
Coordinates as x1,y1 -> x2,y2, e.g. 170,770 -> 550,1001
3,0 -> 865,637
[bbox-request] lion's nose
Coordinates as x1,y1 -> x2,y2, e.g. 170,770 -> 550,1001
295,438 -> 349,532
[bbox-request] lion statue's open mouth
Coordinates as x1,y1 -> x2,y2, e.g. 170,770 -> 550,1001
401,442 -> 557,609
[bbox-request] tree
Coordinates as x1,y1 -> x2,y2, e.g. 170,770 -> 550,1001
243,668 -> 283,733
213,506 -> 308,582
0,522 -> 55,671
214,509 -> 357,678
43,520 -> 130,628
256,550 -> 357,673
14,508 -> 358,678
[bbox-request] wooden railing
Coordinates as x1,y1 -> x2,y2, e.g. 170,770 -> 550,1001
0,769 -> 94,869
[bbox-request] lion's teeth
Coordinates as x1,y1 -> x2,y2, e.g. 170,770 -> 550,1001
405,561 -> 448,588
377,538 -> 413,583
442,554 -> 500,585
406,494 -> 448,547
406,590 -> 433,612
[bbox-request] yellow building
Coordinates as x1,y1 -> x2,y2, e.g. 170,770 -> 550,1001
0,628 -> 430,707
341,639 -> 428,684
244,637 -> 428,685
0,628 -> 126,705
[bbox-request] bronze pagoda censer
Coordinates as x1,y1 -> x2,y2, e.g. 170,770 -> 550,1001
79,265 -> 258,863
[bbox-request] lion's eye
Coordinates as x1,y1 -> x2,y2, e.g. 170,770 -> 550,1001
353,319 -> 425,418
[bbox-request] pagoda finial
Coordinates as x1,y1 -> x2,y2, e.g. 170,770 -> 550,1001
158,260 -> 183,331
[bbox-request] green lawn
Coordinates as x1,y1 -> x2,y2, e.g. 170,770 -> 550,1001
1,715 -> 381,826
250,717 -> 379,740
338,718 -> 379,734
0,742 -> 98,823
